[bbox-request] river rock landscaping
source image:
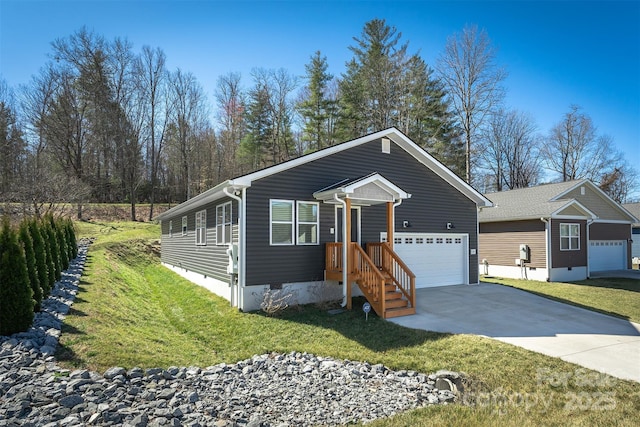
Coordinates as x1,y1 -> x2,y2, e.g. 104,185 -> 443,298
0,240 -> 463,427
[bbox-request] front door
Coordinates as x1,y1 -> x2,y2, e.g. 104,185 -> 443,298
335,206 -> 360,244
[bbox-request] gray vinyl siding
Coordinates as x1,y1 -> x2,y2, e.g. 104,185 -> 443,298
160,197 -> 238,283
245,138 -> 479,286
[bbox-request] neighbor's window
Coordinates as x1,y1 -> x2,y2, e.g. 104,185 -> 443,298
169,220 -> 173,238
181,216 -> 188,236
270,200 -> 294,245
195,210 -> 207,246
297,201 -> 319,245
216,202 -> 232,245
560,223 -> 580,251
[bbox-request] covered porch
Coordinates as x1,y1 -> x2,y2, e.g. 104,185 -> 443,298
314,173 -> 416,318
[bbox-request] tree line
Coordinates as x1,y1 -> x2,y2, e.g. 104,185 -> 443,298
0,215 -> 77,335
0,19 -> 636,221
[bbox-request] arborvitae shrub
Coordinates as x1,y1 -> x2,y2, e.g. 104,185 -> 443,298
29,219 -> 50,298
19,220 -> 42,312
66,218 -> 78,259
0,217 -> 34,336
41,219 -> 57,291
44,217 -> 61,282
54,218 -> 69,271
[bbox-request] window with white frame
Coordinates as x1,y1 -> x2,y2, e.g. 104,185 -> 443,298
216,202 -> 232,245
181,216 -> 187,236
297,201 -> 319,245
560,223 -> 580,250
169,220 -> 173,238
270,200 -> 294,245
195,210 -> 207,246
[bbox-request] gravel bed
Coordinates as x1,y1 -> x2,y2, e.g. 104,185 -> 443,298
0,240 -> 462,426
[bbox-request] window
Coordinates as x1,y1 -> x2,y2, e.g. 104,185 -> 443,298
271,200 -> 294,245
560,223 -> 580,251
216,202 -> 232,245
169,220 -> 173,238
195,210 -> 207,246
297,201 -> 319,245
181,216 -> 187,236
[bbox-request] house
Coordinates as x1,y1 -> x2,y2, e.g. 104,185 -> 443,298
478,180 -> 638,282
156,128 -> 492,318
622,202 -> 640,260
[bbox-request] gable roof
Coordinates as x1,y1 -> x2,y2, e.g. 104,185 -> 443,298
157,128 -> 491,220
622,203 -> 640,227
313,172 -> 411,206
479,179 -> 637,223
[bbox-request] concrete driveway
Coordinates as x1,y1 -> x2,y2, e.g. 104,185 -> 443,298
590,269 -> 640,279
389,283 -> 640,382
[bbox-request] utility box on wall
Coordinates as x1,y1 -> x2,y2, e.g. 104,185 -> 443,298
519,244 -> 530,262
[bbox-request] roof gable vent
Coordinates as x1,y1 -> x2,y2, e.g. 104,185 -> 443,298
381,137 -> 390,154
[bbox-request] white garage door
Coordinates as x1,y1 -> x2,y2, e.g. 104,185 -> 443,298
589,240 -> 626,272
388,233 -> 468,288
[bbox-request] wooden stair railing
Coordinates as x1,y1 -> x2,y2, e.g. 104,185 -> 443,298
367,242 -> 416,312
324,242 -> 416,318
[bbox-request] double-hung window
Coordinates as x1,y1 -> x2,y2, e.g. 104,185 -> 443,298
270,200 -> 294,245
270,200 -> 319,245
560,223 -> 579,251
296,201 -> 319,245
216,202 -> 232,245
195,210 -> 207,246
169,220 -> 173,238
181,216 -> 188,236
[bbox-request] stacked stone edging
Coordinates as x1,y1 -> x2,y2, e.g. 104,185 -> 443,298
0,239 -> 463,427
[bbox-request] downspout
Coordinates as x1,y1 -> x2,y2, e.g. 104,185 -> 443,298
333,193 -> 348,307
224,187 -> 243,309
586,218 -> 594,277
389,198 -> 403,247
540,218 -> 551,281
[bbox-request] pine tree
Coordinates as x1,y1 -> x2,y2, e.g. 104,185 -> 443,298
29,219 -> 50,298
0,217 -> 34,335
19,220 -> 42,312
238,84 -> 272,171
298,51 -> 335,152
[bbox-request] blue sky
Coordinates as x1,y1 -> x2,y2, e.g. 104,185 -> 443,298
1,0 -> 639,184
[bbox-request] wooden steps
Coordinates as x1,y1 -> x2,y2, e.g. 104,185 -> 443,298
382,280 -> 415,318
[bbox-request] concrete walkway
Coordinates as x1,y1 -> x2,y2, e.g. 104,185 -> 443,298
389,283 -> 640,382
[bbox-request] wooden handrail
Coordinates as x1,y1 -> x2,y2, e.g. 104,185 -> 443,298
324,242 -> 386,317
367,242 -> 416,309
352,243 -> 386,316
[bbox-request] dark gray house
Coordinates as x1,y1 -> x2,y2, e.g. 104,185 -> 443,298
156,128 -> 492,318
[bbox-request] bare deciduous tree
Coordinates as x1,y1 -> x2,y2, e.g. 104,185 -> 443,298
481,109 -> 541,191
437,24 -> 507,184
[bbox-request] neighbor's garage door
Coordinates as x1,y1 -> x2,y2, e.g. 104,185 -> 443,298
391,233 -> 468,288
589,240 -> 626,271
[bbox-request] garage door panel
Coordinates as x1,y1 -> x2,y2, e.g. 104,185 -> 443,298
589,240 -> 626,271
390,233 -> 467,288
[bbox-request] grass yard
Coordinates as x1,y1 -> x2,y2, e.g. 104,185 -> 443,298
481,276 -> 640,324
59,221 -> 640,426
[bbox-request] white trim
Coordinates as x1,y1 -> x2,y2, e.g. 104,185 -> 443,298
215,201 -> 232,245
195,209 -> 207,246
270,199 -> 295,246
550,199 -> 597,219
560,223 -> 580,251
169,220 -> 173,238
237,128 -> 491,207
551,179 -> 637,222
296,201 -> 320,245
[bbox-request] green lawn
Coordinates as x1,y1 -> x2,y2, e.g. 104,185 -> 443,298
481,276 -> 640,324
59,221 -> 640,426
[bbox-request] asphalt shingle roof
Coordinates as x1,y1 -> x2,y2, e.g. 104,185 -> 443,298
479,180 -> 585,223
622,203 -> 640,227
